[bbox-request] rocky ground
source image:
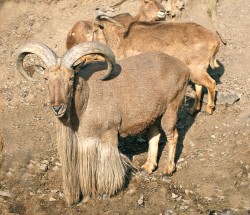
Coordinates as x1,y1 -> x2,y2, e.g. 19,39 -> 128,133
0,0 -> 249,214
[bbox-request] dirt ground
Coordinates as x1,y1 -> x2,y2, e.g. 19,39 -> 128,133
0,0 -> 249,214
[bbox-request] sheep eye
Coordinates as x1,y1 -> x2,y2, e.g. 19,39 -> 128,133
69,77 -> 74,81
44,77 -> 48,81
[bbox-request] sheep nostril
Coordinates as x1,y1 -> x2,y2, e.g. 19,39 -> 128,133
52,106 -> 62,114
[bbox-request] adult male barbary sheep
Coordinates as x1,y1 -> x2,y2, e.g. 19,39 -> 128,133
67,17 -> 220,115
16,41 -> 189,205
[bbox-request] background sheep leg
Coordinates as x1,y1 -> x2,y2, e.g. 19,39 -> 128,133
190,84 -> 203,115
190,69 -> 216,115
141,124 -> 161,174
161,104 -> 179,176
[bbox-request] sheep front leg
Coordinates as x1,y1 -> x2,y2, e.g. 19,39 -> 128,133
78,130 -> 130,198
141,124 -> 161,174
161,106 -> 179,176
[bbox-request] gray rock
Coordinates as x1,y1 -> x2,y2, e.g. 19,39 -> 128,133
203,91 -> 240,105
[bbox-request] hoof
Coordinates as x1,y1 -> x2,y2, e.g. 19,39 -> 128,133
206,107 -> 214,115
189,108 -> 199,116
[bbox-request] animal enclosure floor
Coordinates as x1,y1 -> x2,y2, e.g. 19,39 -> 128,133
0,0 -> 249,214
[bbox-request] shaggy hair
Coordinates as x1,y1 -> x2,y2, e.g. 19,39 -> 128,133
56,76 -> 131,203
56,120 -> 81,204
78,138 -> 129,198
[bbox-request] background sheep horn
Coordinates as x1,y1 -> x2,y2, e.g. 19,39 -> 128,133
16,41 -> 58,82
62,42 -> 116,80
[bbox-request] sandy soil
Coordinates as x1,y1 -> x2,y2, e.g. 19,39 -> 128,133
0,0 -> 249,214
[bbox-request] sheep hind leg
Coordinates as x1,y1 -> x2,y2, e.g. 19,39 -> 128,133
161,104 -> 179,177
196,72 -> 216,115
190,84 -> 203,115
140,124 -> 161,174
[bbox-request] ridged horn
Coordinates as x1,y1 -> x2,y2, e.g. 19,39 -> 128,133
96,14 -> 125,28
61,42 -> 116,80
16,41 -> 57,82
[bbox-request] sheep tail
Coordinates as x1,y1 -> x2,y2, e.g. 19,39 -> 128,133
209,41 -> 220,69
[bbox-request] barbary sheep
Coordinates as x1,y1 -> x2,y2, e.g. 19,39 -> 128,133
67,17 -> 220,115
66,0 -> 167,50
16,41 -> 189,205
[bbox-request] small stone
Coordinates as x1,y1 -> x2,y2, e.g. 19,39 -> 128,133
55,162 -> 61,166
171,193 -> 178,199
211,135 -> 216,139
182,199 -> 191,204
51,189 -> 58,194
176,196 -> 182,201
49,197 -> 56,201
39,164 -> 48,172
0,190 -> 12,197
138,194 -> 144,206
41,160 -> 49,165
52,166 -> 59,171
180,205 -> 189,210
184,189 -> 189,195
178,158 -> 185,163
165,209 -> 176,215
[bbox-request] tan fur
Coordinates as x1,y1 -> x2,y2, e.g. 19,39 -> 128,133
66,0 -> 166,50
74,20 -> 220,115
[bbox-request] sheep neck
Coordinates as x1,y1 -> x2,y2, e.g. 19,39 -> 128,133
57,75 -> 89,131
102,25 -> 124,53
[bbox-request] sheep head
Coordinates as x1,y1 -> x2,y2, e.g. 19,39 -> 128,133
139,0 -> 167,21
16,42 -> 115,118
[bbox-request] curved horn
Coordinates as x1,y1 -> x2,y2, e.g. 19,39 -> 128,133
96,14 -> 125,28
16,41 -> 57,82
62,42 -> 116,80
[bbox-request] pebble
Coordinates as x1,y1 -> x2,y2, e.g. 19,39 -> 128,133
211,135 -> 216,139
137,194 -> 144,206
178,158 -> 185,163
176,196 -> 182,201
164,210 -> 176,215
49,197 -> 56,201
182,199 -> 191,204
41,160 -> 49,165
0,190 -> 12,197
171,193 -> 178,199
180,205 -> 188,210
51,189 -> 58,194
39,164 -> 48,172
